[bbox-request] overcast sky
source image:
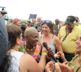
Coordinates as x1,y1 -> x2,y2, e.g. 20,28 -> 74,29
0,0 -> 81,21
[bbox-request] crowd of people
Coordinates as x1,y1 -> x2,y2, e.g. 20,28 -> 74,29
0,10 -> 81,72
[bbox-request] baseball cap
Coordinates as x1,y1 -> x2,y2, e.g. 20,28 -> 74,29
65,16 -> 76,25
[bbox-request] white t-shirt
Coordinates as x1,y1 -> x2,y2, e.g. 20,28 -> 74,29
8,51 -> 24,72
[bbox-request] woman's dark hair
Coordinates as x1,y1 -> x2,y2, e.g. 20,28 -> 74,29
7,24 -> 21,49
0,53 -> 11,72
0,24 -> 21,72
42,20 -> 54,34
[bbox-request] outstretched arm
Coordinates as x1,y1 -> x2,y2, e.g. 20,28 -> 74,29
54,35 -> 63,52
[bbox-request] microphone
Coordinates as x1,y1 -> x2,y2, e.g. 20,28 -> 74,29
42,42 -> 58,62
42,42 -> 48,50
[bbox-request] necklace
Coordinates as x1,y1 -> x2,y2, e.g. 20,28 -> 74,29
9,45 -> 21,52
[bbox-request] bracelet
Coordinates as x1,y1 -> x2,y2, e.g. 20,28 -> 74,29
42,52 -> 47,56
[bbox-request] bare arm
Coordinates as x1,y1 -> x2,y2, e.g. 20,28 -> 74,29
20,54 -> 43,72
38,55 -> 46,71
54,51 -> 67,62
54,35 -> 63,52
38,47 -> 47,71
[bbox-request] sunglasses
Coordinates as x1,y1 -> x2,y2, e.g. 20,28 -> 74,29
42,20 -> 52,24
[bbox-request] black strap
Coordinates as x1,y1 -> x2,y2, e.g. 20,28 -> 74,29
62,34 -> 68,42
62,28 -> 72,42
76,64 -> 81,72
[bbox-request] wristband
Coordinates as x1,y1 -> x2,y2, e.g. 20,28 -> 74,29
42,52 -> 47,56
